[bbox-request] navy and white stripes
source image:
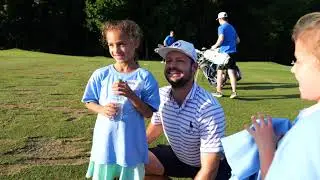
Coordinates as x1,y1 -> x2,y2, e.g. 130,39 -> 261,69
151,83 -> 226,167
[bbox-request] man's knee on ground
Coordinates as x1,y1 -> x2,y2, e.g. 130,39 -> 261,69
145,151 -> 165,176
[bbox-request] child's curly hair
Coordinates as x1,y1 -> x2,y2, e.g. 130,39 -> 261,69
101,20 -> 143,49
292,12 -> 320,61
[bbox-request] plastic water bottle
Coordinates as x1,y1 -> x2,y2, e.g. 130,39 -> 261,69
110,77 -> 126,121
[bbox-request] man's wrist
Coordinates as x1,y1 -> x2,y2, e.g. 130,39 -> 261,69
194,168 -> 215,180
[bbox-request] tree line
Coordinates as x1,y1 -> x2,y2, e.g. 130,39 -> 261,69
0,0 -> 319,64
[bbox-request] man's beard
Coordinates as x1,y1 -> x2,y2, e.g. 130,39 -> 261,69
165,67 -> 193,88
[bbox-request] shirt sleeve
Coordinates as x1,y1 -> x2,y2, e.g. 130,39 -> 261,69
163,36 -> 169,46
218,26 -> 225,36
81,70 -> 101,104
141,72 -> 160,112
151,111 -> 162,125
199,104 -> 226,153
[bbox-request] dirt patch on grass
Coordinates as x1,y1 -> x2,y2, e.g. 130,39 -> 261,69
0,164 -> 30,176
0,137 -> 91,176
0,158 -> 87,176
0,103 -> 35,109
4,137 -> 90,158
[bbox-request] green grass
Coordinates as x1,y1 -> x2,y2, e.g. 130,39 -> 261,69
0,49 -> 313,179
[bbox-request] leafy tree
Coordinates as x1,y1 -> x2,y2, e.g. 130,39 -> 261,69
85,0 -> 128,33
0,0 -> 318,64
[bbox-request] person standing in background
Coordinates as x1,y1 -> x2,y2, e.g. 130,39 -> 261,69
211,12 -> 240,99
159,30 -> 176,63
163,30 -> 175,47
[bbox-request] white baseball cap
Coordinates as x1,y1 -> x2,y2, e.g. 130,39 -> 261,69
157,40 -> 197,62
216,12 -> 228,20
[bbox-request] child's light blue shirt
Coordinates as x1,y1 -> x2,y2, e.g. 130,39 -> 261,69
221,118 -> 292,180
266,103 -> 320,180
82,65 -> 160,167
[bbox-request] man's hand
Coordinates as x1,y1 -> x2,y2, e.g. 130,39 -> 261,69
211,45 -> 218,50
211,34 -> 224,50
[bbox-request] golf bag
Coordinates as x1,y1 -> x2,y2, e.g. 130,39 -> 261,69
154,44 -> 164,53
196,48 -> 242,87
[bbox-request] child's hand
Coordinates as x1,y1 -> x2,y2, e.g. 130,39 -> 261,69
112,81 -> 135,99
101,103 -> 119,118
246,114 -> 277,153
246,114 -> 281,178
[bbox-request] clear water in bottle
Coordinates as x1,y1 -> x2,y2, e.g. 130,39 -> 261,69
110,77 -> 125,121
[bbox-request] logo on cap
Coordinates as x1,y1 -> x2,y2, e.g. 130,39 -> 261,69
172,41 -> 181,47
217,12 -> 228,20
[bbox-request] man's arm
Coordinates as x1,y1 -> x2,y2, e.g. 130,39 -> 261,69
163,36 -> 168,46
194,153 -> 221,180
195,103 -> 225,180
211,34 -> 224,49
146,122 -> 163,144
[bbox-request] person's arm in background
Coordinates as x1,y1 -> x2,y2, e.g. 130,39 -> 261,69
212,25 -> 226,49
163,36 -> 168,47
211,34 -> 224,49
236,34 -> 240,44
194,153 -> 221,180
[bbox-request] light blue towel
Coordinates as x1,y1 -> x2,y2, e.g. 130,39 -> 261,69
221,118 -> 292,180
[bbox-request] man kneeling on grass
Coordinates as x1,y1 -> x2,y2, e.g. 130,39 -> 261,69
144,40 -> 231,180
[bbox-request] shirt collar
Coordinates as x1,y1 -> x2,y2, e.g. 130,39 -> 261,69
169,82 -> 198,101
298,102 -> 320,119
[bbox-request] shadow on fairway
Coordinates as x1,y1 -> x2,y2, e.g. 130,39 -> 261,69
237,94 -> 300,101
237,82 -> 298,90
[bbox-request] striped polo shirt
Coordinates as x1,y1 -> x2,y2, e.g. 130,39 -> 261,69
151,83 -> 226,167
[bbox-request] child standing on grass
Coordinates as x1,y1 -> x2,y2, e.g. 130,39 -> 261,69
82,20 -> 160,180
248,12 -> 320,179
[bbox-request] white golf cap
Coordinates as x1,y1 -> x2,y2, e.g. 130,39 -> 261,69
157,40 -> 197,62
216,12 -> 228,20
